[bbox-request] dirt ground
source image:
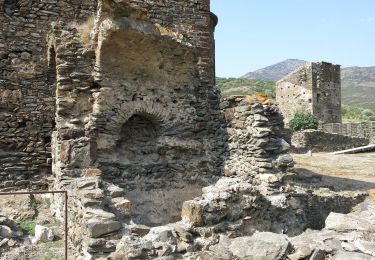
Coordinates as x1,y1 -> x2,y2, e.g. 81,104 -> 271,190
0,194 -> 64,260
292,152 -> 375,196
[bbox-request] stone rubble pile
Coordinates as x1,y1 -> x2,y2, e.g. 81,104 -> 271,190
0,215 -> 23,254
108,165 -> 368,259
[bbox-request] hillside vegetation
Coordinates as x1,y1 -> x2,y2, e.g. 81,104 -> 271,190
342,104 -> 375,122
216,77 -> 275,97
341,66 -> 375,110
216,77 -> 375,122
225,60 -> 375,122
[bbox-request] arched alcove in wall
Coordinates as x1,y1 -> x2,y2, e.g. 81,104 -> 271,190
115,113 -> 162,168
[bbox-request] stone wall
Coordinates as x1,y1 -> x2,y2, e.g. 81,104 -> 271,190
322,121 -> 375,142
0,0 -> 218,192
276,61 -> 341,124
46,1 -> 223,258
0,0 -> 97,191
220,96 -> 293,177
291,130 -> 370,153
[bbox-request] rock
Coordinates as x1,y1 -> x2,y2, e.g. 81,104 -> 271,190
108,185 -> 125,197
111,198 -> 131,217
354,240 -> 375,256
7,239 -> 16,247
87,219 -> 122,238
0,225 -> 13,238
33,225 -> 54,243
288,229 -> 340,259
181,200 -> 204,226
277,138 -> 290,152
276,154 -> 294,170
143,226 -> 175,244
325,212 -> 373,232
310,249 -> 326,260
333,250 -> 374,260
341,241 -> 358,252
129,224 -> 150,236
0,238 -> 9,247
170,223 -> 193,242
229,232 -> 290,260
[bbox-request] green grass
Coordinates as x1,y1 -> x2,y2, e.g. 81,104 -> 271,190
42,241 -> 64,260
20,219 -> 36,236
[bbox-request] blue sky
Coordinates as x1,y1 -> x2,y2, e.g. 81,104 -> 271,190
211,0 -> 375,77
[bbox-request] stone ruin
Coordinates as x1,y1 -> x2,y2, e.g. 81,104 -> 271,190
0,0 -> 373,259
276,61 -> 342,124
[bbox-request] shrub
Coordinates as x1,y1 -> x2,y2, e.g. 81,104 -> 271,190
288,113 -> 319,131
20,219 -> 36,236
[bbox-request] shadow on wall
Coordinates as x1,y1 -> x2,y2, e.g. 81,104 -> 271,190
92,20 -> 228,227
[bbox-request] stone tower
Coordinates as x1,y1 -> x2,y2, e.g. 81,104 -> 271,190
276,61 -> 341,124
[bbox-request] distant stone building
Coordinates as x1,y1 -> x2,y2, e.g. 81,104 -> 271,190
276,61 -> 341,124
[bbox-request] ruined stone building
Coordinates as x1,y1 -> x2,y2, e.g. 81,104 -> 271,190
0,1 -> 370,259
276,61 -> 342,124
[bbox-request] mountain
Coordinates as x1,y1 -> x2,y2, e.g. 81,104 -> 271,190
341,66 -> 375,110
241,59 -> 308,81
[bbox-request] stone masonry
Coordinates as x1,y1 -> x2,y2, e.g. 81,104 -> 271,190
0,0 -> 97,190
276,61 -> 342,124
0,1 -> 372,259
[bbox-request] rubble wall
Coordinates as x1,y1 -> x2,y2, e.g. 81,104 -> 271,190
46,1 -> 222,258
291,130 -> 370,153
220,96 -> 293,177
0,0 -> 97,191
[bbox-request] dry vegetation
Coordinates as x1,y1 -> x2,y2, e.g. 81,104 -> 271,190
293,152 -> 375,194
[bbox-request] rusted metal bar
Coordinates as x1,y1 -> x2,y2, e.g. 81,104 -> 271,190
0,190 -> 68,260
64,190 -> 68,260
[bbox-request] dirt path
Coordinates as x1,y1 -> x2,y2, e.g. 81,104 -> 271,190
292,152 -> 375,195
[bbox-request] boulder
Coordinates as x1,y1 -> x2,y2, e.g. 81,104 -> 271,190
0,225 -> 13,238
87,219 -> 122,238
325,212 -> 373,232
333,250 -> 374,260
354,240 -> 375,257
33,225 -> 54,243
229,232 -> 291,260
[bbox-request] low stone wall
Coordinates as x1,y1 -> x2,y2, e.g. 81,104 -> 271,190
322,121 -> 375,142
291,130 -> 370,153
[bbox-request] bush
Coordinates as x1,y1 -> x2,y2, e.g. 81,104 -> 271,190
288,113 -> 319,131
20,219 -> 36,236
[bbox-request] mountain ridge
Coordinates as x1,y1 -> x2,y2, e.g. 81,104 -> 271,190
241,59 -> 308,81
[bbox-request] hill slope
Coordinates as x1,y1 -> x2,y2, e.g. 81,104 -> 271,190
241,59 -> 307,81
240,60 -> 375,110
341,66 -> 375,110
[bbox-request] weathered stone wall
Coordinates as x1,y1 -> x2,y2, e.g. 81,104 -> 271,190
276,61 -> 341,124
46,1 -> 222,258
220,96 -> 293,177
0,0 -> 97,191
311,62 -> 341,124
322,121 -> 375,142
276,64 -> 313,123
0,0 -> 217,192
291,130 -> 370,153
